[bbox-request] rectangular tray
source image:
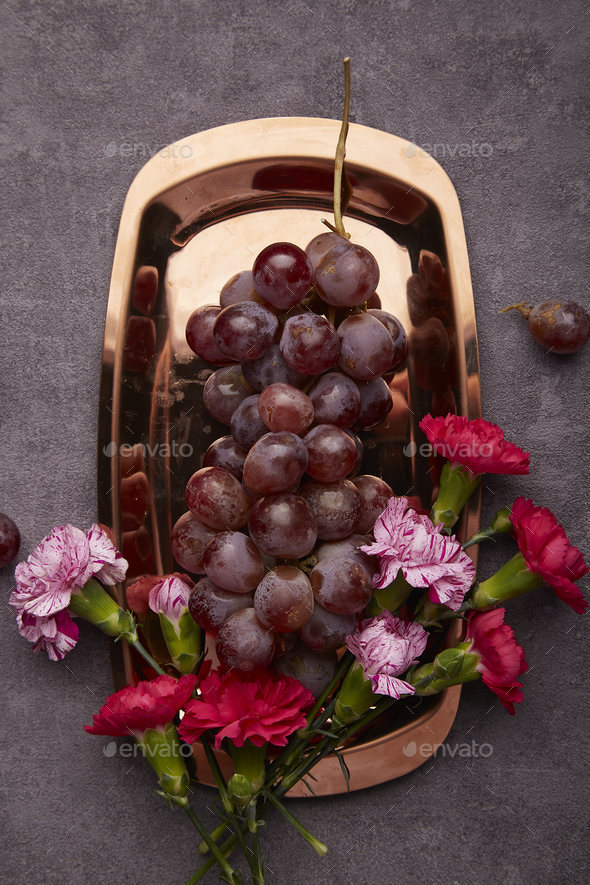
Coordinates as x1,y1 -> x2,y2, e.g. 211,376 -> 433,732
98,117 -> 481,796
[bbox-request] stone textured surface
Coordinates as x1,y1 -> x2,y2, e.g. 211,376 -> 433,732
1,1 -> 588,883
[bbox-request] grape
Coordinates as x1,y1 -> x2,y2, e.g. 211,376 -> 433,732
0,513 -> 20,567
304,231 -> 347,272
215,608 -> 275,671
258,383 -> 314,434
252,242 -> 313,309
367,308 -> 408,369
352,475 -> 394,533
254,566 -> 314,632
230,395 -> 267,450
299,603 -> 355,651
299,479 -> 361,540
366,292 -> 382,309
241,343 -> 306,392
280,314 -> 340,374
213,302 -> 278,361
185,305 -> 234,365
343,429 -> 364,476
203,364 -> 253,425
220,270 -> 266,308
243,432 -> 308,495
337,314 -> 394,381
503,300 -> 590,354
189,577 -> 253,635
316,533 -> 374,572
171,511 -> 216,573
303,424 -> 358,482
248,493 -> 318,558
202,436 -> 248,480
273,644 -> 338,697
186,466 -> 253,530
314,242 -> 380,307
307,371 -> 361,428
275,631 -> 298,657
310,557 -> 373,614
354,377 -> 393,430
203,531 -> 265,593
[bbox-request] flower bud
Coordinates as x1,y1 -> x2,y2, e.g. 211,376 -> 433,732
68,578 -> 137,642
411,645 -> 480,695
149,577 -> 202,674
490,506 -> 512,534
227,773 -> 253,806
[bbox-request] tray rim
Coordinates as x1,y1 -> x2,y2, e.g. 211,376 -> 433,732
98,116 -> 482,797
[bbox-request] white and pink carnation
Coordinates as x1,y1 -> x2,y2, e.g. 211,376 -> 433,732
16,609 -> 79,661
361,496 -> 476,611
148,575 -> 192,621
86,523 -> 128,586
346,613 -> 428,699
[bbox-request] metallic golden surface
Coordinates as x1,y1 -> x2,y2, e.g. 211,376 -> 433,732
98,117 -> 481,795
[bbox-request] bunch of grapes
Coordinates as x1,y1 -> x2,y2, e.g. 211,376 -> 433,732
174,233 -> 407,695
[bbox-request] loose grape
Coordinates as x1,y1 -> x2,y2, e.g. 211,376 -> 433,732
307,372 -> 361,427
299,479 -> 361,540
299,603 -> 355,651
337,313 -> 394,381
248,493 -> 318,559
213,302 -> 278,361
502,300 -> 590,354
186,466 -> 253,530
189,578 -> 253,635
241,343 -> 306,392
254,566 -> 314,632
252,242 -> 313,310
304,231 -> 347,272
202,436 -> 248,481
280,314 -> 340,375
220,270 -> 266,308
171,511 -> 216,573
303,424 -> 358,482
185,305 -> 234,365
314,242 -> 380,307
203,531 -> 265,593
352,475 -> 394,533
310,556 -> 373,614
258,383 -> 314,434
230,395 -> 267,450
273,644 -> 338,697
354,377 -> 393,430
215,608 -> 275,672
203,365 -> 253,425
0,513 -> 20,567
243,432 -> 309,495
367,308 -> 408,369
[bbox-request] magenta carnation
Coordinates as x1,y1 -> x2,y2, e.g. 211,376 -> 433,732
85,674 -> 197,738
361,497 -> 476,610
178,669 -> 314,749
345,612 -> 428,698
419,413 -> 530,476
466,608 -> 528,715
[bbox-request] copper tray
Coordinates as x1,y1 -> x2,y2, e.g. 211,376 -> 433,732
97,117 -> 481,796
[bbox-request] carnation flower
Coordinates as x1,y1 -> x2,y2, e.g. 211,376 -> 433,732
466,608 -> 528,714
86,523 -> 128,585
361,496 -> 476,610
178,669 -> 314,749
85,674 -> 197,738
16,609 -> 79,662
419,413 -> 530,476
127,572 -> 192,618
345,613 -> 428,698
148,575 -> 201,675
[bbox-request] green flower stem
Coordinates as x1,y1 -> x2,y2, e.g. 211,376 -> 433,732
198,821 -> 228,855
129,638 -> 166,676
246,804 -> 265,884
183,811 -> 239,885
201,739 -> 233,815
462,527 -> 498,549
185,835 -> 239,885
263,790 -> 328,857
364,573 -> 412,617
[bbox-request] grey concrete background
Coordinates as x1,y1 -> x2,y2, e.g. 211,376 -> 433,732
1,1 -> 588,883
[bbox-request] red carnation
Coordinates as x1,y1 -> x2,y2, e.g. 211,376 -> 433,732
466,608 -> 528,715
178,669 -> 314,749
510,497 -> 588,614
85,674 -> 197,738
419,413 -> 530,476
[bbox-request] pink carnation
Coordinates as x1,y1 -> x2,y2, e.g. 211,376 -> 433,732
86,523 -> 128,585
419,413 -> 530,476
85,674 -> 197,738
361,497 -> 476,610
466,608 -> 528,715
16,609 -> 79,661
345,612 -> 428,698
178,669 -> 314,749
148,575 -> 192,621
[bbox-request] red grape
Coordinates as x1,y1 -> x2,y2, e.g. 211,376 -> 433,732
243,432 -> 308,495
202,435 -> 248,480
219,270 -> 266,308
352,474 -> 394,534
367,308 -> 408,369
203,365 -> 253,425
303,424 -> 358,482
316,533 -> 374,572
213,302 -> 278,361
171,511 -> 215,574
230,395 -> 267,450
254,566 -> 314,632
310,557 -> 373,614
189,577 -> 253,635
185,305 -> 234,365
215,608 -> 275,671
248,493 -> 318,559
343,429 -> 364,476
252,242 -> 313,310
186,466 -> 253,530
314,242 -> 379,307
258,383 -> 314,434
354,377 -> 393,430
307,371 -> 361,427
273,644 -> 338,697
299,603 -> 355,651
337,313 -> 394,381
241,343 -> 306,391
304,231 -> 347,271
280,314 -> 340,374
300,479 -> 361,540
503,300 -> 590,354
0,513 -> 20,567
203,531 -> 265,593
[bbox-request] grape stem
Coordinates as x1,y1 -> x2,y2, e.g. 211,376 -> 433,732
323,57 -> 352,240
500,300 -> 532,318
